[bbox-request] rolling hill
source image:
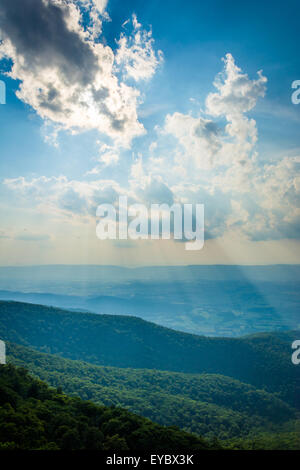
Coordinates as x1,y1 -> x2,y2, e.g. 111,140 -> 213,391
0,364 -> 214,451
6,342 -> 298,441
0,301 -> 299,409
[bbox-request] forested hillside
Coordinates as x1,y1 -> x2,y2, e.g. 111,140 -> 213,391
7,342 -> 298,441
0,364 -> 216,451
0,301 -> 298,409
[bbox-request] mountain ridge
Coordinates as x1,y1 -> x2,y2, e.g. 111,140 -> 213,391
0,300 -> 299,409
7,341 -> 298,440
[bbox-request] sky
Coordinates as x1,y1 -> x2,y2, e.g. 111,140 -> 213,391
0,0 -> 299,266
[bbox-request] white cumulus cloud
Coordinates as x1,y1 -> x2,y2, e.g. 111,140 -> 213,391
0,0 -> 162,148
115,14 -> 163,82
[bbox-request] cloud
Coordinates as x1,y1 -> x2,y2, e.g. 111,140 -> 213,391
137,177 -> 174,206
98,143 -> 120,166
3,175 -> 124,221
115,14 -> 163,82
57,187 -> 90,215
81,0 -> 108,15
163,113 -> 222,170
248,156 -> 300,240
0,0 -> 98,86
162,54 -> 267,172
130,55 -> 298,242
3,52 -> 299,243
206,53 -> 267,118
0,1 -> 161,147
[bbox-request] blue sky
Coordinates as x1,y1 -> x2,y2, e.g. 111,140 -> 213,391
0,0 -> 299,266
